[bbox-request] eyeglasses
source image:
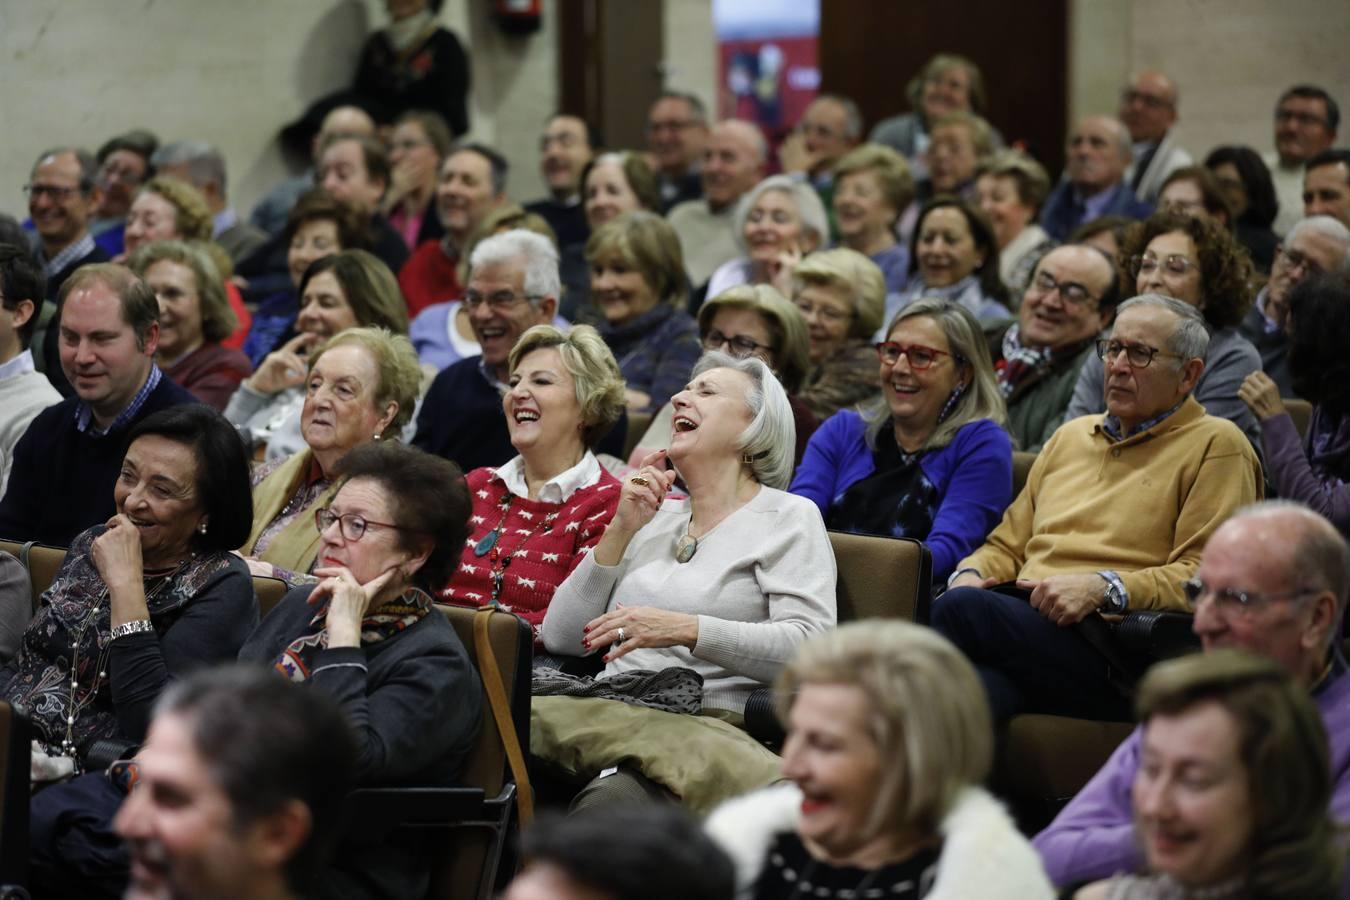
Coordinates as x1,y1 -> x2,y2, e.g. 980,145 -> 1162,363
648,119 -> 698,134
463,290 -> 541,313
794,299 -> 851,324
24,183 -> 84,201
390,138 -> 431,153
1095,339 -> 1183,368
1183,577 -> 1318,617
1275,109 -> 1329,128
1279,246 -> 1325,279
1029,271 -> 1097,308
1120,89 -> 1173,110
704,329 -> 770,358
875,341 -> 951,369
1133,254 -> 1198,277
540,132 -> 580,150
315,507 -> 405,542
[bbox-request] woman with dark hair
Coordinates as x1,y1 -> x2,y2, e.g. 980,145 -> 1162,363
976,150 -> 1057,294
886,196 -> 1010,326
1068,210 -> 1262,446
1205,145 -> 1280,272
239,440 -> 482,900
383,109 -> 454,252
1240,272 -> 1350,535
1157,166 -> 1234,229
0,405 -> 256,777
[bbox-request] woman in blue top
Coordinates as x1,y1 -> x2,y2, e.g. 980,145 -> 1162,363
791,297 -> 1012,583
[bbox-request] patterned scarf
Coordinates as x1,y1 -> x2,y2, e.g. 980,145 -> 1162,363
996,324 -> 1055,398
274,588 -> 432,682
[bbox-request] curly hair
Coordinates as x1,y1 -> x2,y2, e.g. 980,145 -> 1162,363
139,176 -> 214,242
1119,210 -> 1254,330
1288,271 -> 1350,413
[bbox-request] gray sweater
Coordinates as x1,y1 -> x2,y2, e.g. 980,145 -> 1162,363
541,486 -> 837,713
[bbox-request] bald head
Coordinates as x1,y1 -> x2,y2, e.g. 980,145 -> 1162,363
1066,116 -> 1132,193
702,120 -> 767,211
314,106 -> 376,161
1119,71 -> 1179,144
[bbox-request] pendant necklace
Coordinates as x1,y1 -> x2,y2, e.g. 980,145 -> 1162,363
474,493 -> 513,557
488,508 -> 559,605
674,527 -> 698,563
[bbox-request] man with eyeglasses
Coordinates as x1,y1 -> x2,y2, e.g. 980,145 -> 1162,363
1035,501 -> 1350,891
934,294 -> 1262,728
525,114 -> 598,254
1304,149 -> 1350,229
1265,85 -> 1340,236
89,131 -> 159,259
1117,71 -> 1191,205
25,148 -> 110,303
779,94 -> 863,228
647,92 -> 710,211
1237,215 -> 1350,396
986,245 -> 1122,450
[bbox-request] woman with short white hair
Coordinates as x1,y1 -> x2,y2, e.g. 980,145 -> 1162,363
706,175 -> 831,298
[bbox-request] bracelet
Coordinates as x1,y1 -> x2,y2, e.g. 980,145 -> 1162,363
110,619 -> 155,641
947,567 -> 982,589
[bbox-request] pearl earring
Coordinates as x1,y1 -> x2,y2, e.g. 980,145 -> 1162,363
197,521 -> 208,535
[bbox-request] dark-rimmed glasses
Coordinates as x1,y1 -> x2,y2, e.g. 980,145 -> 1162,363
1029,271 -> 1097,308
315,507 -> 406,542
1095,340 -> 1183,369
463,291 -> 541,313
704,329 -> 770,358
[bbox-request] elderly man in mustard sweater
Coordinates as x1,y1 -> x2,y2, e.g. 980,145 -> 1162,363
933,293 -> 1263,726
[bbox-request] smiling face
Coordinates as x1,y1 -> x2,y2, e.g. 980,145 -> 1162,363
315,476 -> 410,585
97,149 -> 149,220
288,218 -> 342,288
668,366 -> 755,463
881,315 -> 967,441
114,434 -> 205,569
781,683 -> 891,863
927,122 -> 979,194
703,123 -> 765,210
28,151 -> 96,253
59,280 -> 156,424
1134,702 -> 1254,888
1304,162 -> 1350,227
437,150 -> 500,243
295,270 -> 358,339
590,252 -> 659,326
1136,230 -> 1204,308
144,259 -> 205,363
1018,245 -> 1112,350
916,206 -> 983,287
540,116 -> 593,198
318,140 -> 385,214
1102,304 -> 1195,433
745,189 -> 808,267
799,97 -> 854,172
301,343 -> 396,460
975,173 -> 1035,250
834,168 -> 897,246
584,159 -> 641,229
919,63 -> 972,123
505,346 -> 585,460
124,191 -> 180,255
794,282 -> 854,364
466,259 -> 553,372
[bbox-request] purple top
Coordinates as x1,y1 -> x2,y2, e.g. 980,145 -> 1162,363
1261,407 -> 1350,536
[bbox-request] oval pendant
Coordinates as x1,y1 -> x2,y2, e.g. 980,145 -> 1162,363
674,533 -> 698,564
474,529 -> 499,557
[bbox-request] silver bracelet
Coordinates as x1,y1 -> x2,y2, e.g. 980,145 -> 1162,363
110,619 -> 155,641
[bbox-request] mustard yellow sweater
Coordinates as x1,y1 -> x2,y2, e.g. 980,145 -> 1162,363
961,397 -> 1263,611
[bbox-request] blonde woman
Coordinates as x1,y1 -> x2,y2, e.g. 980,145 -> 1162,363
975,150 -> 1057,294
832,143 -> 915,293
791,248 -> 887,420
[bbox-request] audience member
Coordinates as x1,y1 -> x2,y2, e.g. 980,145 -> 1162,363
647,91 -> 711,211
936,295 -> 1263,726
537,353 -> 835,813
870,54 -> 1001,182
632,284 -> 817,468
792,298 -> 1011,584
129,240 -> 251,411
0,264 -> 197,546
317,134 -> 409,272
90,130 -> 158,257
975,150 -> 1057,294
564,150 -> 662,321
1304,148 -> 1350,228
707,621 -> 1054,899
832,143 -> 915,293
250,105 -> 376,236
0,244 -> 59,494
1034,501 -> 1350,890
988,245 -> 1122,450
792,247 -> 886,420
1069,214 -> 1133,261
1267,84 -> 1340,236
887,195 -> 1010,326
525,114 -> 597,252
116,666 -> 358,900
706,174 -> 829,298
152,139 -> 269,263
241,327 -> 421,585
1241,273 -> 1350,535
668,120 -> 768,293
924,111 -> 994,203
587,211 -> 702,412
1204,144 -> 1281,271
238,441 -> 481,899
1155,165 -> 1233,227
778,93 -> 862,214
1237,215 -> 1350,396
398,142 -> 508,318
381,109 -> 454,251
1118,70 -> 1191,203
1067,211 -> 1262,446
441,324 -> 623,643
1040,116 -> 1152,242
506,807 -> 735,900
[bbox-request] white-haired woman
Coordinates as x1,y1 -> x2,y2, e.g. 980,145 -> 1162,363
707,620 -> 1054,899
535,352 -> 837,814
706,175 -> 830,299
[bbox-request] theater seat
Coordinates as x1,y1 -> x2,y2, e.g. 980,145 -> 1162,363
1012,451 -> 1037,497
994,715 -> 1134,833
622,410 -> 653,461
828,531 -> 932,624
1286,398 -> 1313,439
254,575 -> 289,619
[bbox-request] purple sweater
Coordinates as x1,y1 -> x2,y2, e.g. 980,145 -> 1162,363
788,411 -> 1012,582
1033,657 -> 1350,888
1261,407 -> 1350,535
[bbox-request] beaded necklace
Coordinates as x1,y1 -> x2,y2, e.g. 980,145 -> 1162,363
474,492 -> 559,605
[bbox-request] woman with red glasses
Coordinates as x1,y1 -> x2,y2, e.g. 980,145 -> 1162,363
790,297 -> 1012,584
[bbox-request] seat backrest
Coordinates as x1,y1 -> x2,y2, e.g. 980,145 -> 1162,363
622,410 -> 654,462
828,531 -> 932,624
437,604 -> 532,798
0,701 -> 30,886
0,541 -> 68,609
253,576 -> 290,619
1286,398 -> 1313,439
1012,451 -> 1037,498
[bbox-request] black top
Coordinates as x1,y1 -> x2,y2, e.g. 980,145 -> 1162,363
827,428 -> 940,541
524,197 -> 590,252
752,832 -> 942,900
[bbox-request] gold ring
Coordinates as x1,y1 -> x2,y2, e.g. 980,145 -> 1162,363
629,475 -> 650,487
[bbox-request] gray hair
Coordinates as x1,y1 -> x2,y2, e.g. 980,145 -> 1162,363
1115,293 -> 1210,363
732,175 -> 831,255
32,147 -> 97,192
1287,216 -> 1350,273
814,93 -> 863,140
468,228 -> 561,304
151,140 -> 227,192
691,351 -> 795,490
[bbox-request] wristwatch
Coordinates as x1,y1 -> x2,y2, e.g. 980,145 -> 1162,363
1097,571 -> 1127,614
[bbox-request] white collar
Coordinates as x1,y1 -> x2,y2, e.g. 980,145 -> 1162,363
0,348 -> 36,382
494,450 -> 602,504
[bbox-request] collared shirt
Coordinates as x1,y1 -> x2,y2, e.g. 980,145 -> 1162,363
41,232 -> 96,280
0,348 -> 37,383
212,207 -> 238,239
1253,286 -> 1281,334
1075,183 -> 1121,223
76,365 -> 160,436
476,356 -> 509,395
493,451 -> 603,504
1100,397 -> 1186,442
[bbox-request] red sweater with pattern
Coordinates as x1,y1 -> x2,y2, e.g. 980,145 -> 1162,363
439,465 -> 621,643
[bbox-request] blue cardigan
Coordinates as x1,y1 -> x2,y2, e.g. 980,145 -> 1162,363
789,411 -> 1013,582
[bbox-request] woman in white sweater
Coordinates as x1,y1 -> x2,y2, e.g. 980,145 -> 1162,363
537,351 -> 836,812
706,621 -> 1054,900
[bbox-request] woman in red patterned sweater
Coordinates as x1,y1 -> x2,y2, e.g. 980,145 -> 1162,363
439,324 -> 627,646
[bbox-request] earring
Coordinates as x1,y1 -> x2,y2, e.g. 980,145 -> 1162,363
741,453 -> 754,465
197,520 -> 208,535
936,384 -> 966,424
373,431 -> 382,441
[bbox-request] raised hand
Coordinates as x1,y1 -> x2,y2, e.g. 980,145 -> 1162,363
247,332 -> 321,396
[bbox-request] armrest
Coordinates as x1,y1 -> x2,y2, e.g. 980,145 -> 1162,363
85,738 -> 139,773
1114,610 -> 1199,660
341,786 -> 490,844
742,686 -> 784,748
